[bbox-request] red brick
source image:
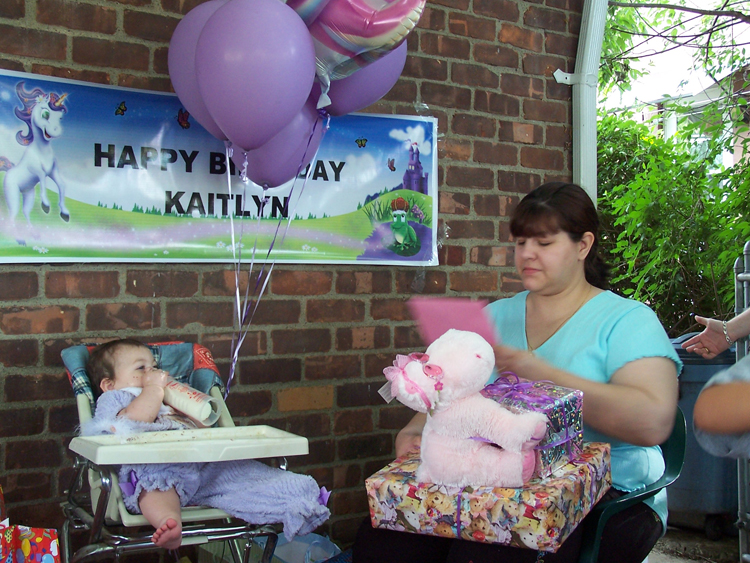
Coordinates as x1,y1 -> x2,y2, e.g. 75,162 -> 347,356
46,271 -> 119,299
278,385 -> 334,411
501,273 -> 524,293
125,270 -> 197,298
225,390 -> 272,417
0,0 -> 23,18
498,170 -> 542,194
430,0 -> 469,9
1,59 -> 25,72
237,358 -> 301,384
338,434 -> 391,460
163,302 -> 224,329
419,33 -> 471,60
271,329 -> 331,354
546,32 -> 579,57
501,74 -> 544,99
470,245 -> 511,266
118,75 -> 173,92
524,6 -> 567,31
364,352 -> 395,378
379,404 -> 417,429
337,383 -> 385,408
0,306 -> 79,334
333,409 -> 373,435
307,299 -> 365,323
0,25 -> 67,59
445,166 -> 494,189
305,438 -> 335,464
498,24 -> 543,52
72,37 -> 149,70
524,99 -> 568,123
523,53 -> 567,77
448,14 -> 496,40
0,339 -> 38,367
382,79 -> 418,104
259,413 -> 332,438
547,125 -> 572,148
336,326 -> 391,350
336,271 -> 391,294
0,272 -> 38,300
439,138 -> 472,161
449,271 -> 499,292
2,472 -> 52,504
160,0 -> 205,14
452,113 -> 496,137
473,141 -> 517,166
474,91 -> 520,116
403,56 -> 448,81
0,407 -> 44,437
370,299 -> 410,321
6,439 -> 62,469
86,302 -> 159,331
473,0 -> 518,20
421,82 -> 472,109
305,355 -> 361,380
520,146 -> 565,170
439,192 -> 470,215
395,270 -> 447,294
203,270 -> 258,296
416,6 -> 446,30
31,65 -> 110,84
473,43 -> 518,69
547,77 -> 573,101
438,245 -> 466,266
444,219 -> 495,240
476,194 -> 516,217
569,11 -> 581,35
330,488 -> 369,515
333,463 -> 363,488
37,0 -> 116,33
48,403 -> 79,433
154,46 -> 169,75
272,270 -> 332,295
124,11 -> 179,42
512,122 -> 542,144
5,373 -> 70,402
202,331 -> 266,359
252,300 -> 302,325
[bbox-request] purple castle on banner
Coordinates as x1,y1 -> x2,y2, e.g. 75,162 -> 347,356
402,143 -> 429,195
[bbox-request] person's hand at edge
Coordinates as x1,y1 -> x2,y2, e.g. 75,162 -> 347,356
682,315 -> 732,359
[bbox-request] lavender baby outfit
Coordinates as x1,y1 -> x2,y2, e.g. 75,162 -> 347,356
80,389 -> 330,539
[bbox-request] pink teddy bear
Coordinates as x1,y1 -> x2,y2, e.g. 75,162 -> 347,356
385,329 -> 547,488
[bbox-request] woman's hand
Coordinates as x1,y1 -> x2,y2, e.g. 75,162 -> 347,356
492,344 -> 539,378
682,316 -> 730,359
395,412 -> 426,457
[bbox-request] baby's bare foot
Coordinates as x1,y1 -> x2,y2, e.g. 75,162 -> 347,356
152,518 -> 182,550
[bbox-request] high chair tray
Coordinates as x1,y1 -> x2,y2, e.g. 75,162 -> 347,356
69,425 -> 309,465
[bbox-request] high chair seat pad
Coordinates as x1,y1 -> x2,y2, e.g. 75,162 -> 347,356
61,341 -> 223,412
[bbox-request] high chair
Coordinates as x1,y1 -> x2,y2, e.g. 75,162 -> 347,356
60,341 -> 310,563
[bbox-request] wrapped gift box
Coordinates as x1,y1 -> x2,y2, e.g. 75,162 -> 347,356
481,376 -> 584,478
365,442 -> 610,552
0,521 -> 60,563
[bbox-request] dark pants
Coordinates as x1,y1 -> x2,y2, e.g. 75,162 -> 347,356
352,489 -> 662,563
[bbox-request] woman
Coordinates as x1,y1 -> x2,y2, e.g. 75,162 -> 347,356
354,182 -> 681,563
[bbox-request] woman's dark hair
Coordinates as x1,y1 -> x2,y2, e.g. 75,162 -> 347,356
87,338 -> 149,397
510,182 -> 610,289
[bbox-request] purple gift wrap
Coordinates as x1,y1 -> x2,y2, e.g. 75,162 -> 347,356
481,375 -> 583,478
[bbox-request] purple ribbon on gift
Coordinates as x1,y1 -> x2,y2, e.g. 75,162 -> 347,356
119,470 -> 139,497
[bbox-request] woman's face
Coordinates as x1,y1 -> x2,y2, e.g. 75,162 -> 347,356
514,230 -> 590,295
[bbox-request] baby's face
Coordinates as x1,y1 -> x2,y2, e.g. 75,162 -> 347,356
111,346 -> 159,390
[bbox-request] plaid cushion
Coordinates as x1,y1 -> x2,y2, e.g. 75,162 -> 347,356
61,341 -> 223,413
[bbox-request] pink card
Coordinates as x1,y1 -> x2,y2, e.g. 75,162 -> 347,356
407,296 -> 498,347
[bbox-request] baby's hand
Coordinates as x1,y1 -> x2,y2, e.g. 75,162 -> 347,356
143,369 -> 169,389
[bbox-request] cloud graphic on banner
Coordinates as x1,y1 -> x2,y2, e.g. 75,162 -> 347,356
343,152 -> 379,185
388,125 -> 431,155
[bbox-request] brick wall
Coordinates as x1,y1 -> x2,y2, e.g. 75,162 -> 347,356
0,0 -> 580,546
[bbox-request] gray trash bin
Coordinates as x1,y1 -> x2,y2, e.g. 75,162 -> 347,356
669,333 -> 737,539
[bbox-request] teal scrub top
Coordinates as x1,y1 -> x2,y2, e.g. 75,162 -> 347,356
484,290 -> 682,527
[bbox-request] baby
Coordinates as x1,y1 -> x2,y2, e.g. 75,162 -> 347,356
83,338 -> 330,550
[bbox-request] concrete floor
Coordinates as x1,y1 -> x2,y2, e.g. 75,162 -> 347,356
651,524 -> 740,563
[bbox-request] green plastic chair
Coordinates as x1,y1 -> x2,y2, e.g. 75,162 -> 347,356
577,407 -> 687,563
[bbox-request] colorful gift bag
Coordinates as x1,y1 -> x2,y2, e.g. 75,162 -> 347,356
481,375 -> 584,478
0,520 -> 60,563
365,442 -> 611,552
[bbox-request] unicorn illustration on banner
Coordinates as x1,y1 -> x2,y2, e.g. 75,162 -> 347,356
0,81 -> 70,245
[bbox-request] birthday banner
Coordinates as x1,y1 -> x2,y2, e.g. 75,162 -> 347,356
0,69 -> 438,265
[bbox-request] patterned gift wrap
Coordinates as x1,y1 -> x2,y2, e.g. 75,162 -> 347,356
481,376 -> 584,478
0,522 -> 60,562
365,442 -> 611,552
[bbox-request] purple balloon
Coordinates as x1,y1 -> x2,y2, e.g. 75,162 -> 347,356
196,0 -> 316,151
168,0 -> 229,140
326,40 -> 408,116
232,96 -> 324,188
